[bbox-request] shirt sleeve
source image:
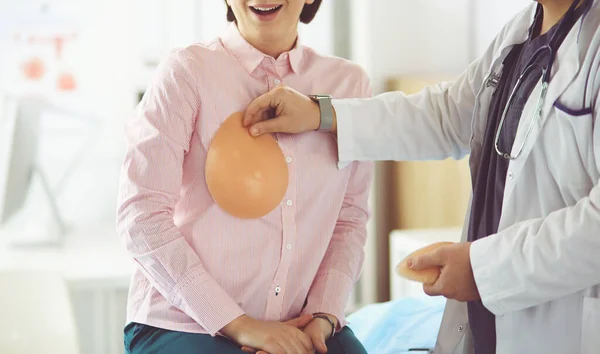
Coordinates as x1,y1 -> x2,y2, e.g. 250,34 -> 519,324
116,49 -> 244,336
302,70 -> 374,328
332,21 -> 513,166
470,180 -> 600,315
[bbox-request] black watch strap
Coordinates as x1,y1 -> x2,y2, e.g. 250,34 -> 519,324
313,314 -> 336,339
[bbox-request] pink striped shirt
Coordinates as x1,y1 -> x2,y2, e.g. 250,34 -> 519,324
116,23 -> 373,336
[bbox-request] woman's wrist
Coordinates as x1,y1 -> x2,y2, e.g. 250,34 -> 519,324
313,312 -> 339,328
221,314 -> 251,339
312,313 -> 338,339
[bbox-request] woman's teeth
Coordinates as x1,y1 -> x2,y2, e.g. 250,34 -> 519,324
250,5 -> 282,14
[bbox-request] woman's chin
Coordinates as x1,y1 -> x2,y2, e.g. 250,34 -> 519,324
253,24 -> 291,40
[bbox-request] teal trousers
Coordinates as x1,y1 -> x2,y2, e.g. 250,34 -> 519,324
124,322 -> 368,354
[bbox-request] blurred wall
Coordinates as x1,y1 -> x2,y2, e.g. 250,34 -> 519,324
349,0 -> 530,94
0,0 -> 135,229
474,0 -> 532,56
350,0 -> 471,95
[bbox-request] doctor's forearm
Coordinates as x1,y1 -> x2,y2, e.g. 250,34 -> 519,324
333,89 -> 473,163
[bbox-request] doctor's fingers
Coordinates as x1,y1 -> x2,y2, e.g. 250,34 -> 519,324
423,280 -> 444,297
408,248 -> 446,271
249,117 -> 289,137
244,86 -> 320,136
244,88 -> 274,124
243,85 -> 291,127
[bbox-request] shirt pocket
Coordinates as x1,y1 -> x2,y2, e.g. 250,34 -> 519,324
581,296 -> 600,354
546,106 -> 594,191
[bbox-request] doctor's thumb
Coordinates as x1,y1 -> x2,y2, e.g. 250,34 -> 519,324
408,252 -> 440,270
249,118 -> 286,136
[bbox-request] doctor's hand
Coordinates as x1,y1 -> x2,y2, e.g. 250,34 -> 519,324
407,242 -> 480,302
243,86 -> 331,136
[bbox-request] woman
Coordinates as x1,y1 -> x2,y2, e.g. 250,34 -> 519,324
242,0 -> 600,353
117,1 -> 372,353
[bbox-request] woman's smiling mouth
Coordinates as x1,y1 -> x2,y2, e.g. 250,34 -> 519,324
249,4 -> 283,21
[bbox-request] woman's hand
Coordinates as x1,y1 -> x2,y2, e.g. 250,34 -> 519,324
222,314 -> 314,354
303,314 -> 338,354
241,314 -> 338,354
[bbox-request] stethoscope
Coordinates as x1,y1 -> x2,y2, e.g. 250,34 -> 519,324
494,0 -> 588,160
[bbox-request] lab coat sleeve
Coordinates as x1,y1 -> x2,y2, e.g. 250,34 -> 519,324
332,29 -> 507,165
470,91 -> 600,315
116,49 -> 244,336
303,71 -> 373,328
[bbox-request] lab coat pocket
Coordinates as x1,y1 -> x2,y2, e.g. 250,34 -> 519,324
581,296 -> 600,354
554,102 -> 593,117
547,107 -> 594,190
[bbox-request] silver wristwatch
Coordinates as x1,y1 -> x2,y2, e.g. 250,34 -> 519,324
308,94 -> 333,131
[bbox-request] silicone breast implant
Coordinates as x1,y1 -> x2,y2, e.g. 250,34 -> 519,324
395,242 -> 455,284
205,112 -> 289,219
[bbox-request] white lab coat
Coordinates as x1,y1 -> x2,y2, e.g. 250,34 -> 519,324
333,2 -> 600,354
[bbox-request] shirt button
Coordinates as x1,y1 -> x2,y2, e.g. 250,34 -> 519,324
274,79 -> 281,85
285,156 -> 292,163
286,244 -> 292,250
275,286 -> 281,293
286,200 -> 293,206
508,171 -> 514,180
458,325 -> 464,332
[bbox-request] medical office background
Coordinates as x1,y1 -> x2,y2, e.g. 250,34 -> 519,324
0,0 -> 529,353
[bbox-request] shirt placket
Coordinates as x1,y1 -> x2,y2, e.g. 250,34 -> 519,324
264,135 -> 297,321
263,57 -> 283,90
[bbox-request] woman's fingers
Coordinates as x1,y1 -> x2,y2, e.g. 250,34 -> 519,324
284,314 -> 314,329
312,334 -> 328,354
296,329 -> 314,352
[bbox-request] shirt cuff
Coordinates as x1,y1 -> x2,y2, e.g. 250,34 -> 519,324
301,270 -> 354,330
470,236 -> 526,316
170,267 -> 246,336
332,99 -> 355,170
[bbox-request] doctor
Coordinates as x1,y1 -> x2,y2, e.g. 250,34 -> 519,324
242,0 -> 600,353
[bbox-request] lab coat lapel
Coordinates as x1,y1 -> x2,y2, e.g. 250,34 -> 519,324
501,25 -> 581,211
490,8 -> 535,65
540,27 -> 581,127
470,7 -> 533,154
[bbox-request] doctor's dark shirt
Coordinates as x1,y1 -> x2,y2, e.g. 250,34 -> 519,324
466,4 -> 586,354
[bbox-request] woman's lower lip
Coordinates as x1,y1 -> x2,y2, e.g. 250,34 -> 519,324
250,7 -> 282,22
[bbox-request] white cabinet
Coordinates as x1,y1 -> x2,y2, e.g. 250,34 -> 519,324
69,283 -> 129,354
0,226 -> 133,354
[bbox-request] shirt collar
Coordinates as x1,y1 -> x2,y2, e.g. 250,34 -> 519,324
221,23 -> 304,74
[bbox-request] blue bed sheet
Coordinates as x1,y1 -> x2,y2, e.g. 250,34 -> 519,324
347,296 -> 446,354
